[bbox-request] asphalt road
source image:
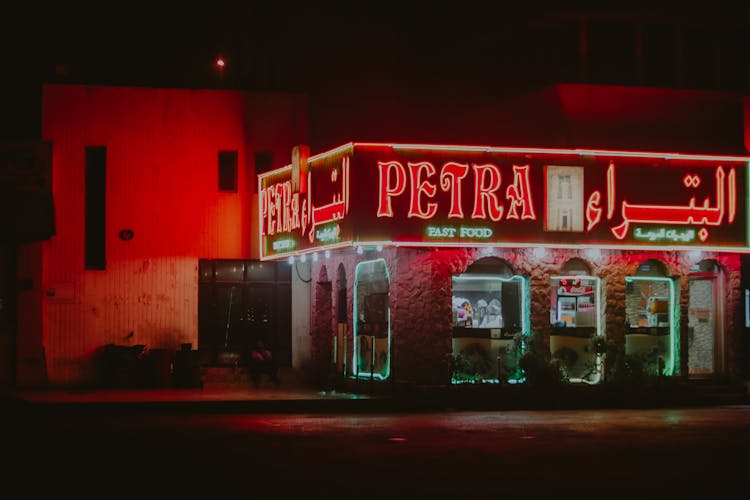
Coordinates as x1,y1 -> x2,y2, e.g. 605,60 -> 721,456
5,404 -> 749,498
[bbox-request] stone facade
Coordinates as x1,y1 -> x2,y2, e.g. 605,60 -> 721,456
310,246 -> 741,386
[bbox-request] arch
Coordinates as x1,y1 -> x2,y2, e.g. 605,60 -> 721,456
550,257 -> 604,384
353,259 -> 391,380
334,263 -> 348,375
688,258 -> 726,376
560,257 -> 592,275
635,258 -> 669,277
311,264 -> 333,384
690,258 -> 720,274
463,256 -> 515,279
451,256 -> 529,384
318,264 -> 330,282
625,257 -> 677,376
335,263 -> 347,323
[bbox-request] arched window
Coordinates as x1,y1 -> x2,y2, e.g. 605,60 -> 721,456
688,259 -> 725,376
450,257 -> 528,384
335,264 -> 348,375
550,258 -> 604,384
625,259 -> 677,376
353,259 -> 390,380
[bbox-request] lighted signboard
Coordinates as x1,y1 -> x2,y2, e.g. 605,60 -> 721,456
258,143 -> 750,260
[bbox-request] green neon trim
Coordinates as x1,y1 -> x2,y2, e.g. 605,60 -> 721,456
451,273 -> 530,384
624,275 -> 677,376
352,258 -> 391,380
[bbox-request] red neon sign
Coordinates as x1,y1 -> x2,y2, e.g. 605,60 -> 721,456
259,143 -> 749,260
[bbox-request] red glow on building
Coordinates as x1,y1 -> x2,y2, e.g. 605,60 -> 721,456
260,143 -> 750,260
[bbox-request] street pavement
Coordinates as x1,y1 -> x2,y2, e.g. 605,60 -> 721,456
4,377 -> 750,414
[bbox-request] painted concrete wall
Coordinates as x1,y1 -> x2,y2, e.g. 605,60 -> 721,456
25,84 -> 306,387
291,260 -> 312,375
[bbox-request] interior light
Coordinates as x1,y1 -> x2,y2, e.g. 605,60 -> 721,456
300,254 -> 307,262
288,256 -> 295,265
312,253 -> 318,262
325,250 -> 331,258
533,247 -> 546,259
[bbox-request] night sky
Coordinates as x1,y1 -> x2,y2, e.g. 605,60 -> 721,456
2,2 -> 750,149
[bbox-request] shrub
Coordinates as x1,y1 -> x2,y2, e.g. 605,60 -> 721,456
518,331 -> 564,388
552,346 -> 578,380
451,342 -> 494,383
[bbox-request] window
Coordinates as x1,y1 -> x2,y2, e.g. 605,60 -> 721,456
218,150 -> 238,192
550,258 -> 603,384
545,165 -> 584,232
451,257 -> 528,383
624,259 -> 677,376
85,146 -> 106,270
353,259 -> 390,380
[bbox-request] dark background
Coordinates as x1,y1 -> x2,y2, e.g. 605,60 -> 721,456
2,2 -> 750,150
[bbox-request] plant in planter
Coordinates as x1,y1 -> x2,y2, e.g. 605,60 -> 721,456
451,342 -> 494,383
580,335 -> 618,383
499,332 -> 525,383
552,346 -> 578,381
518,331 -> 564,388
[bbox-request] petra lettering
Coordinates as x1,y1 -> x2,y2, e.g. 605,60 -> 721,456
377,160 -> 536,221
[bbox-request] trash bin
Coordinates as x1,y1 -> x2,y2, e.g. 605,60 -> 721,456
173,348 -> 202,388
145,349 -> 174,388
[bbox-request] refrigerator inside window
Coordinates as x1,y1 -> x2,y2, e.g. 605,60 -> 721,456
550,276 -> 597,329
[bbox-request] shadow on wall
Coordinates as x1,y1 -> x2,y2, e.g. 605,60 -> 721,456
92,343 -> 201,389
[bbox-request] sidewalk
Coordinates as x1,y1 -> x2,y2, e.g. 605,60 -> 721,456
4,385 -> 388,414
5,378 -> 750,414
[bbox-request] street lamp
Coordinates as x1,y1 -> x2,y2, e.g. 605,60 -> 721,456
215,56 -> 226,83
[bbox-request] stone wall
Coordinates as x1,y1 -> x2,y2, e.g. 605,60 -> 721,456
310,246 -> 741,386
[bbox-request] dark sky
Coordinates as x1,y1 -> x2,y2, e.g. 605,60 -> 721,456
2,2 -> 750,143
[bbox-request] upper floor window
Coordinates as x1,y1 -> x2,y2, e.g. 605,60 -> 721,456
218,150 -> 238,192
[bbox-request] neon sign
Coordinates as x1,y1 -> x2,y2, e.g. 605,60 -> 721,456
259,143 -> 750,260
315,223 -> 341,243
378,161 -> 536,221
633,227 -> 696,243
272,238 -> 296,251
426,225 -> 493,239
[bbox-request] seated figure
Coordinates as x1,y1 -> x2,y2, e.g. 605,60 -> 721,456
249,339 -> 279,388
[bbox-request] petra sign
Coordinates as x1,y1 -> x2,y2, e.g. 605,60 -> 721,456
259,143 -> 750,259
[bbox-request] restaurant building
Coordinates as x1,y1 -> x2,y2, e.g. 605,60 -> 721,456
5,81 -> 750,391
260,142 -> 749,386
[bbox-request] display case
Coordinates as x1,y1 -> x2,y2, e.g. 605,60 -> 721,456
627,295 -> 670,336
451,284 -> 520,339
550,277 -> 597,338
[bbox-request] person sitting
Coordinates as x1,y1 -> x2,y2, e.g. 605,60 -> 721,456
249,339 -> 279,388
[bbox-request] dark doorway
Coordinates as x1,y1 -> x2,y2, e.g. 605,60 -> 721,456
198,260 -> 291,366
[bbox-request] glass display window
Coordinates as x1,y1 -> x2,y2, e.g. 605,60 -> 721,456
550,275 -> 600,332
353,258 -> 391,380
452,275 -> 525,336
450,257 -> 529,384
624,262 -> 678,376
549,273 -> 603,384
